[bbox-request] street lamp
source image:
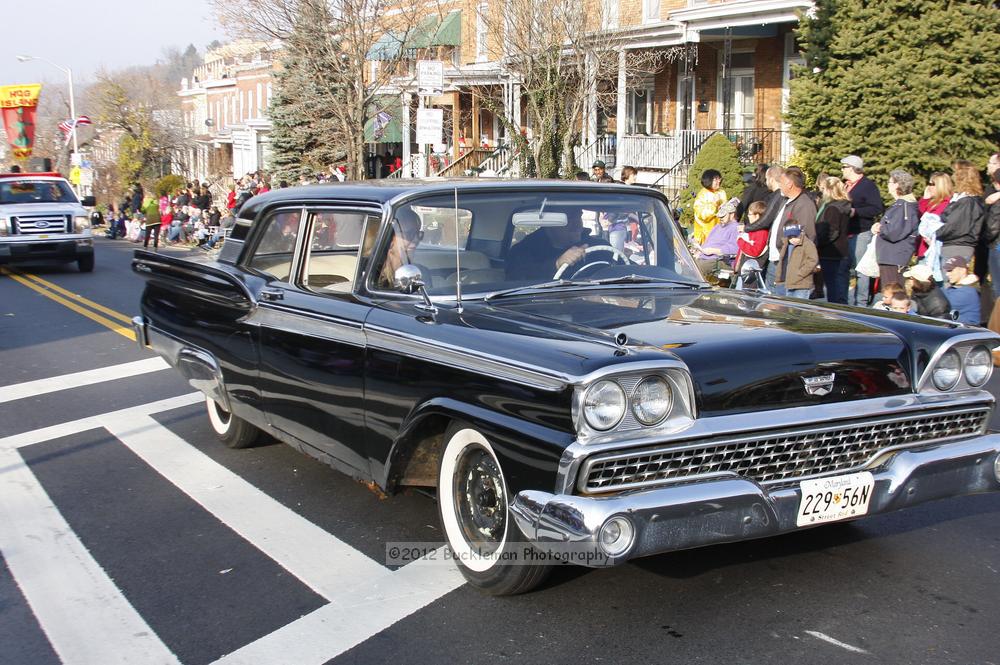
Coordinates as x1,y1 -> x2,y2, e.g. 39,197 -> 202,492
16,54 -> 79,167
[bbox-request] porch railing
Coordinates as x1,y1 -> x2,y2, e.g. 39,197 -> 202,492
435,148 -> 494,177
574,135 -> 617,170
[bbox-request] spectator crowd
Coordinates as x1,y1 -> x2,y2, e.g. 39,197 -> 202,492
688,153 -> 1000,327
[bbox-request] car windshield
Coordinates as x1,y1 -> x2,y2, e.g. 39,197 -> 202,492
0,180 -> 77,204
374,188 -> 705,297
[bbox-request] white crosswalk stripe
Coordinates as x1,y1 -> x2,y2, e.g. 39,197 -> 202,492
0,372 -> 465,665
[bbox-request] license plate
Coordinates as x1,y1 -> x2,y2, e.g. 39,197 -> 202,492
796,471 -> 874,527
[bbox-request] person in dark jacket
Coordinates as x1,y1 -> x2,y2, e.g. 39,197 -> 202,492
937,164 -> 986,270
738,164 -> 769,221
985,168 -> 1000,298
841,155 -> 884,306
873,169 -> 919,287
904,264 -> 951,319
815,176 -> 852,304
129,182 -> 144,215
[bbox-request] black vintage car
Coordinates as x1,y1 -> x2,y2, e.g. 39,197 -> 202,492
132,180 -> 1000,595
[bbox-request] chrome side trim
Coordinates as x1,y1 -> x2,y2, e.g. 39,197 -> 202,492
917,331 -> 1000,393
245,303 -> 366,347
555,390 -> 996,494
365,326 -> 570,392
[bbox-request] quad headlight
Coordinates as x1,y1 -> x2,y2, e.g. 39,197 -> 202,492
963,345 -> 992,387
583,380 -> 627,430
579,369 -> 694,437
631,376 -> 673,426
931,349 -> 962,391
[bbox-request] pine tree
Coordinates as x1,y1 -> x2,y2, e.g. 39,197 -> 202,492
679,134 -> 745,228
787,0 -> 1000,186
268,5 -> 345,184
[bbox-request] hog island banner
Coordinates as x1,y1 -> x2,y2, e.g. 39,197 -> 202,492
1,84 -> 43,161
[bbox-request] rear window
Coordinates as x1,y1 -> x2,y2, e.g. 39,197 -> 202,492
0,180 -> 76,204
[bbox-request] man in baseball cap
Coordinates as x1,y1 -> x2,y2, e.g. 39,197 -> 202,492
941,256 -> 981,324
591,160 -> 607,181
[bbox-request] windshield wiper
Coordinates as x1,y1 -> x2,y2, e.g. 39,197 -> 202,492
483,279 -> 592,301
588,274 -> 708,288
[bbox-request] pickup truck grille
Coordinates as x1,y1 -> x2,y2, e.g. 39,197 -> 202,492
12,214 -> 70,235
579,405 -> 992,494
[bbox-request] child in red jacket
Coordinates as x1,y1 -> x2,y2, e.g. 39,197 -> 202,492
735,200 -> 769,269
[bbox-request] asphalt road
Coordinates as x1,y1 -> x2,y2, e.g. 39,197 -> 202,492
1,236 -> 999,665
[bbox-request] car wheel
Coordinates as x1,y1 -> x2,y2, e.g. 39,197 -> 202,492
437,422 -> 551,595
77,255 -> 94,272
205,396 -> 260,449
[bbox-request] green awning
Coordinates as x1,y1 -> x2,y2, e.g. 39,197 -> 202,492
406,15 -> 441,49
364,96 -> 403,143
433,11 -> 462,47
404,11 -> 461,49
367,31 -> 403,61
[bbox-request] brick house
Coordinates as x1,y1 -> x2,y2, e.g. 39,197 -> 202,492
376,0 -> 811,181
178,41 -> 280,185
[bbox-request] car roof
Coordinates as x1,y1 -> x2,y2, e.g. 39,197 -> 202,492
238,178 -> 663,220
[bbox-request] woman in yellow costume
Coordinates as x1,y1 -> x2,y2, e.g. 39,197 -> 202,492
691,169 -> 727,244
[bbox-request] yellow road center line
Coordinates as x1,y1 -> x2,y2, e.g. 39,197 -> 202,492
3,270 -> 136,341
11,269 -> 134,325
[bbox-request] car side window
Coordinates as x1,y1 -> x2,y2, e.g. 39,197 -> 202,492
301,211 -> 376,294
246,210 -> 302,281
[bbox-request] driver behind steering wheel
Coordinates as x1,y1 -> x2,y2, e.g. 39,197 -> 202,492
505,209 -> 605,280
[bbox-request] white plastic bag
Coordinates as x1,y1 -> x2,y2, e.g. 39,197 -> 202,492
856,237 -> 880,278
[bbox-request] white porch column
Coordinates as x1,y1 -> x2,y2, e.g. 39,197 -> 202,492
585,53 -> 597,147
512,82 -> 521,134
615,49 -> 627,169
401,92 -> 411,178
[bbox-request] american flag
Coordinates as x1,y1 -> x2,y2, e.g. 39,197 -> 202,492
58,115 -> 92,139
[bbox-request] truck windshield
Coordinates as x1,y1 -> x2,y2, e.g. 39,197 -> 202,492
0,180 -> 77,204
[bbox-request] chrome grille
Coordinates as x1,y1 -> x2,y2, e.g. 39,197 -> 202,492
580,405 -> 992,494
13,214 -> 69,235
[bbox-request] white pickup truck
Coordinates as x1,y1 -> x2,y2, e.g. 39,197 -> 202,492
0,172 -> 97,272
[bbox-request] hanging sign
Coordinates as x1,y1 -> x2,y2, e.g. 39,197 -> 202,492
0,84 -> 42,160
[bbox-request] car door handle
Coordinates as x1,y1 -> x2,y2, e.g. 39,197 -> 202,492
260,287 -> 284,302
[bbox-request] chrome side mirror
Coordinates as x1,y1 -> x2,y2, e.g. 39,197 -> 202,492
394,264 -> 437,315
740,258 -> 761,276
394,264 -> 425,294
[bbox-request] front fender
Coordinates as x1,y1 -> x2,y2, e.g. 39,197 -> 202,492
381,396 -> 573,495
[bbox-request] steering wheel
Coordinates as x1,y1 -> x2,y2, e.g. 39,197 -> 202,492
553,244 -> 630,279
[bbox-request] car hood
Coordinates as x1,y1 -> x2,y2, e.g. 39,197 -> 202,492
472,288 -> 918,416
1,202 -> 83,216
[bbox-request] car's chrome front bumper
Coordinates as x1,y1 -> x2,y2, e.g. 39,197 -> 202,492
510,434 -> 1000,567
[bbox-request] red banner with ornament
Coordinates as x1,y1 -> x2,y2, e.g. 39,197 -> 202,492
0,84 -> 42,161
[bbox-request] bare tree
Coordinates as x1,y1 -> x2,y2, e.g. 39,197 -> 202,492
473,0 -> 672,177
86,67 -> 189,195
212,0 -> 424,180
